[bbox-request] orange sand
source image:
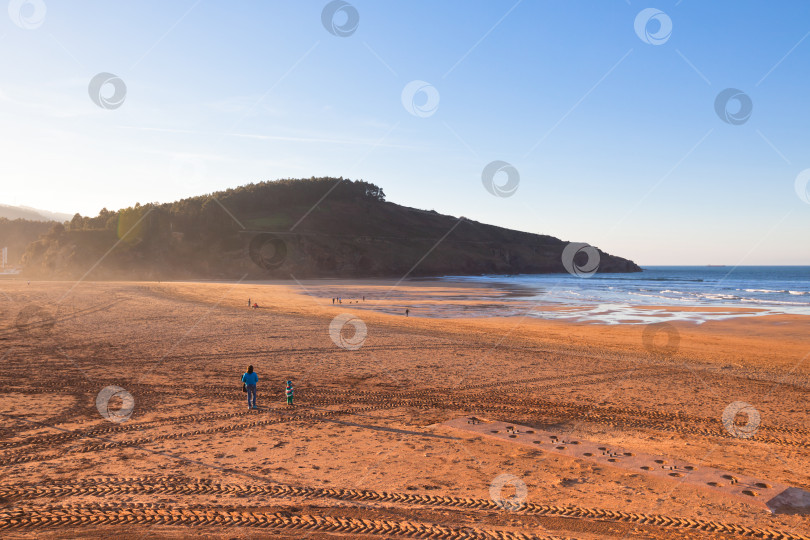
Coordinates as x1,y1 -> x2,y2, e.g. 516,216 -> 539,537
0,280 -> 807,539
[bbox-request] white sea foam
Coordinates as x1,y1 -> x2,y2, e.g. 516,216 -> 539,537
744,288 -> 784,293
740,298 -> 806,305
700,293 -> 738,300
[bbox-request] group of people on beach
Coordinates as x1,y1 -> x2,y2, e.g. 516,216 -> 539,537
240,365 -> 293,410
332,296 -> 365,304
329,295 -> 408,316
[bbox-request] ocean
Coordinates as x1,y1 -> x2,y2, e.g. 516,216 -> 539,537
443,266 -> 810,324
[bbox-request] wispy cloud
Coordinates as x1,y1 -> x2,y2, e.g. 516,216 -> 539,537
0,83 -> 92,119
118,125 -> 423,150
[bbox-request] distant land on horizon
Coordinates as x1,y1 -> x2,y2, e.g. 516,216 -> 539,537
12,178 -> 641,280
0,204 -> 72,223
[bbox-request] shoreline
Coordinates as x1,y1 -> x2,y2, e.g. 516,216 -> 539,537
14,279 -> 803,378
8,276 -> 807,322
172,279 -> 810,378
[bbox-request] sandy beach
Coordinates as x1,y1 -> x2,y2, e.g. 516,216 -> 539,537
0,279 -> 808,539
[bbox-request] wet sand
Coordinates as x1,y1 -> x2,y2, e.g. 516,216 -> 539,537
0,279 -> 808,539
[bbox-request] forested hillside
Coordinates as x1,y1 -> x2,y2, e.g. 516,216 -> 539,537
18,178 -> 641,279
0,219 -> 55,266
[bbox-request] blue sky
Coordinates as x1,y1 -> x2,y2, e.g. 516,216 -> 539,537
1,0 -> 809,265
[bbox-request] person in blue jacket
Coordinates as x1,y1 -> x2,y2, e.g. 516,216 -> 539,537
242,365 -> 258,410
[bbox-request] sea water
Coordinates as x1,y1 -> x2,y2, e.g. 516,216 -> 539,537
443,266 -> 810,324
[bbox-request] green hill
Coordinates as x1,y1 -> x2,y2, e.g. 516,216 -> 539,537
19,178 -> 641,279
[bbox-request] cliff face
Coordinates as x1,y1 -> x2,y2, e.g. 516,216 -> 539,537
20,179 -> 641,279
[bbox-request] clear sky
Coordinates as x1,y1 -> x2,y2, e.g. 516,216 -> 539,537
2,0 -> 809,265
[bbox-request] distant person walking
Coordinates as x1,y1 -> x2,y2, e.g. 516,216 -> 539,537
405,309 -> 409,317
241,365 -> 258,410
285,380 -> 294,406
248,298 -> 251,307
332,298 -> 335,304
